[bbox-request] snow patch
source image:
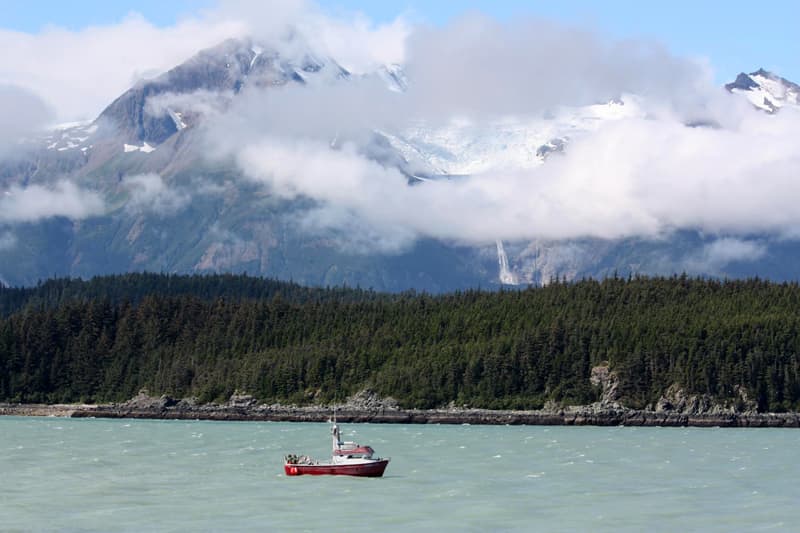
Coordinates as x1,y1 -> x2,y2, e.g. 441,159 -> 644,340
167,108 -> 187,130
43,121 -> 97,151
123,142 -> 156,154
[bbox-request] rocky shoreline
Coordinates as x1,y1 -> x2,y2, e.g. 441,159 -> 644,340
4,367 -> 795,428
2,394 -> 799,428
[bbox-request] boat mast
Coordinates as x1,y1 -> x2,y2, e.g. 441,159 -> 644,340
331,404 -> 341,453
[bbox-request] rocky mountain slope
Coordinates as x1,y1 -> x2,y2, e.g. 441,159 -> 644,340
725,68 -> 800,113
0,37 -> 797,290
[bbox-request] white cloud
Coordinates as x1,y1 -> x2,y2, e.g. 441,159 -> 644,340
215,0 -> 409,73
299,10 -> 408,73
0,181 -> 105,222
144,89 -> 233,121
4,1 -> 800,260
402,14 -> 713,123
199,9 -> 792,251
122,173 -> 191,215
0,84 -> 53,159
0,230 -> 16,251
226,99 -> 800,251
205,13 -> 717,147
0,13 -> 246,122
681,238 -> 768,273
0,1 -> 409,123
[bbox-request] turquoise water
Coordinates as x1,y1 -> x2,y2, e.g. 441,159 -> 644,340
1,417 -> 798,532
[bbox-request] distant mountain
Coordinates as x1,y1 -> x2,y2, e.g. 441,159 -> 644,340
31,38 -> 343,180
0,38 -> 798,290
725,68 -> 800,113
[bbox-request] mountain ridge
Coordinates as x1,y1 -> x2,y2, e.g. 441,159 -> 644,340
1,38 -> 798,290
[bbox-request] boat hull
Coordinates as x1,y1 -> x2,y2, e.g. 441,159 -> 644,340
284,458 -> 390,477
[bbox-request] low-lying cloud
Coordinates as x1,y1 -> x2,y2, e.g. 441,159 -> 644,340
224,100 -> 800,250
0,230 -> 16,251
0,84 -> 53,160
145,90 -> 233,122
197,7 -> 800,253
681,238 -> 768,274
0,181 -> 105,222
122,173 -> 191,215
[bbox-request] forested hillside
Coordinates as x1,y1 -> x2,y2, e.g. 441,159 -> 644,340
1,274 -> 799,411
0,273 -> 384,316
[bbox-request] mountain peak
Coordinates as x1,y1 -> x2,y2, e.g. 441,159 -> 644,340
93,37 -> 349,148
751,67 -> 774,79
725,68 -> 799,113
725,72 -> 759,92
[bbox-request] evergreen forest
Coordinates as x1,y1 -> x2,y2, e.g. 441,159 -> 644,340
1,273 -> 799,412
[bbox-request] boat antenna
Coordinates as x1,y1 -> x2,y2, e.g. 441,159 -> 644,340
331,395 -> 341,453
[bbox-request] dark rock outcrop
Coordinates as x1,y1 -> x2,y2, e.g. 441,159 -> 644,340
725,72 -> 759,92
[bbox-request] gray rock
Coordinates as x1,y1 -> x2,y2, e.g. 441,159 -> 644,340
123,390 -> 176,409
590,365 -> 620,405
228,392 -> 257,407
341,389 -> 399,411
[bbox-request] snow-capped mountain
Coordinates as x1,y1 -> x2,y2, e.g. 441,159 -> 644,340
725,68 -> 800,113
384,98 -> 639,177
37,39 -> 344,161
1,38 -> 798,291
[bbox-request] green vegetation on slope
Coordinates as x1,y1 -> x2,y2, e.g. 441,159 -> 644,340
1,274 -> 799,411
0,272 -> 385,316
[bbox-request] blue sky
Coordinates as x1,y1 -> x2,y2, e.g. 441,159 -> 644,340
4,0 -> 799,84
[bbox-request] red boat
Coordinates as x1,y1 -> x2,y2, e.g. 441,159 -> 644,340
284,421 -> 390,477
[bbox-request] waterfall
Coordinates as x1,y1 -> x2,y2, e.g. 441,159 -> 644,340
496,240 -> 517,285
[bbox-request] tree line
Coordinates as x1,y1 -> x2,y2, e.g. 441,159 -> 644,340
0,272 -> 385,316
1,274 -> 799,411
